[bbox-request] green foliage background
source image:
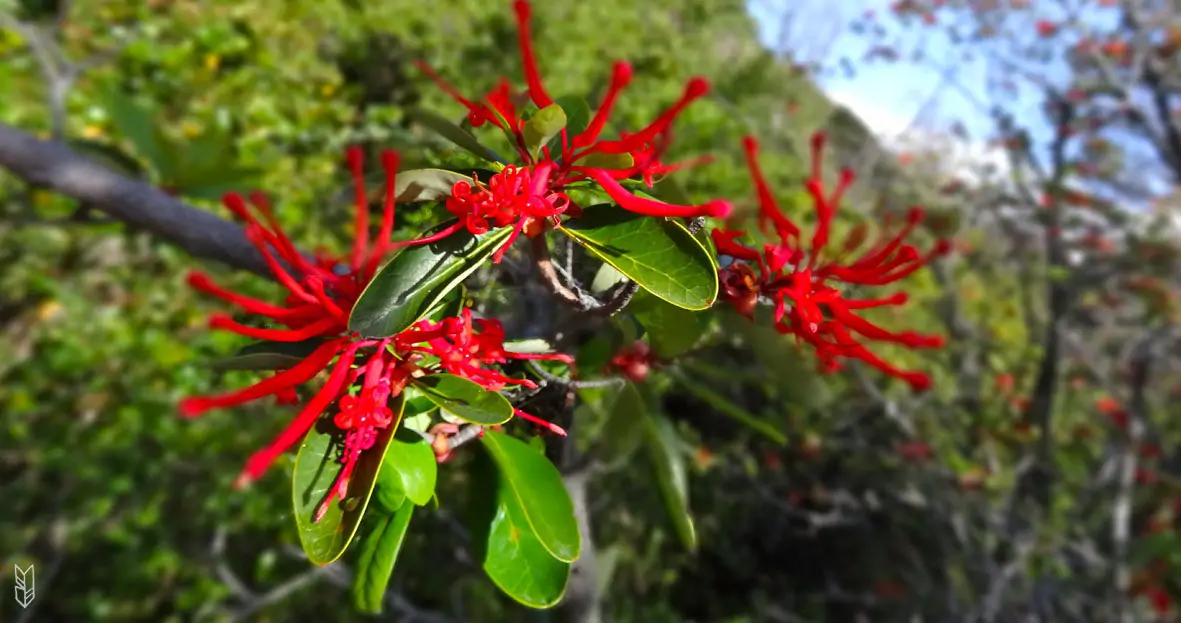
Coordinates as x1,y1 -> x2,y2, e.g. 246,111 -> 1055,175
3,0 -> 1180,622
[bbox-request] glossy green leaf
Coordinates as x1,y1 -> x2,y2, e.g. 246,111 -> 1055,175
349,222 -> 513,337
651,176 -> 695,206
480,431 -> 580,562
722,309 -> 833,409
558,204 -> 718,310
643,410 -> 697,551
292,394 -> 407,565
576,152 -> 634,171
596,381 -> 646,466
352,501 -> 414,614
425,284 -> 468,323
628,291 -> 709,358
522,103 -> 567,159
590,262 -> 628,294
503,338 -> 555,355
469,449 -> 570,608
67,139 -> 147,179
413,374 -> 513,425
407,109 -> 504,163
553,96 -> 590,137
545,95 -> 590,155
212,339 -> 324,371
171,133 -> 260,197
380,428 -> 438,506
400,386 -> 438,434
670,370 -> 787,445
575,334 -> 616,373
103,88 -> 169,174
394,169 -> 473,203
373,481 -> 406,514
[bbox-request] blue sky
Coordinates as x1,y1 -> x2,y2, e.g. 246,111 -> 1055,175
744,0 -> 1050,145
742,0 -> 1174,205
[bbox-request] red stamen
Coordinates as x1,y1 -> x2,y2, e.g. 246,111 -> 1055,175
233,342 -> 363,488
512,0 -> 553,109
208,313 -> 340,342
513,408 -> 567,436
574,61 -> 634,149
179,339 -> 346,417
584,168 -> 732,218
347,147 -> 370,272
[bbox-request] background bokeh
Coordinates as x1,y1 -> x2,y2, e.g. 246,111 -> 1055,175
3,0 -> 1181,621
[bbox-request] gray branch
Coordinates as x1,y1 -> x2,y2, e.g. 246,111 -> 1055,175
0,123 -> 273,277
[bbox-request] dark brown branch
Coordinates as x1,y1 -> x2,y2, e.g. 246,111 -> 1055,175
530,233 -> 637,316
0,123 -> 273,277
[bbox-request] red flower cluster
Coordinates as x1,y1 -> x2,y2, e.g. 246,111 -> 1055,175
607,340 -> 655,383
180,147 -> 571,521
712,133 -> 950,390
416,0 -> 732,262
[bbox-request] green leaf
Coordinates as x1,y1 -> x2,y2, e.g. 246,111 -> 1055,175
425,284 -> 468,323
349,222 -> 513,337
380,428 -> 438,506
522,103 -> 567,159
178,174 -> 262,201
721,309 -> 833,409
596,381 -> 646,466
373,481 -> 406,514
103,88 -> 169,174
545,95 -> 590,155
670,369 -> 787,445
413,374 -> 513,425
212,339 -> 324,371
628,291 -> 709,357
407,109 -> 505,163
651,176 -> 695,206
395,169 -> 473,203
480,431 -> 580,562
292,394 -> 406,566
352,502 -> 414,614
590,262 -> 628,294
575,334 -> 617,373
67,139 -> 147,179
576,152 -> 634,171
643,411 -> 696,551
503,338 -> 555,355
558,204 -> 718,310
553,96 -> 591,137
469,449 -> 570,608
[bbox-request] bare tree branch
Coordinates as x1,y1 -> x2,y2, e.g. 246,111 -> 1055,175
0,123 -> 273,277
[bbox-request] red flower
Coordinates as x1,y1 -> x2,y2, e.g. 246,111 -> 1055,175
1137,468 -> 1159,485
1143,586 -> 1173,615
897,441 -> 933,462
874,579 -> 908,600
181,147 -> 571,521
1096,396 -> 1128,428
1140,443 -> 1163,459
608,340 -> 655,383
1036,20 -> 1058,37
712,133 -> 949,390
415,0 -> 731,262
995,373 -> 1014,395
